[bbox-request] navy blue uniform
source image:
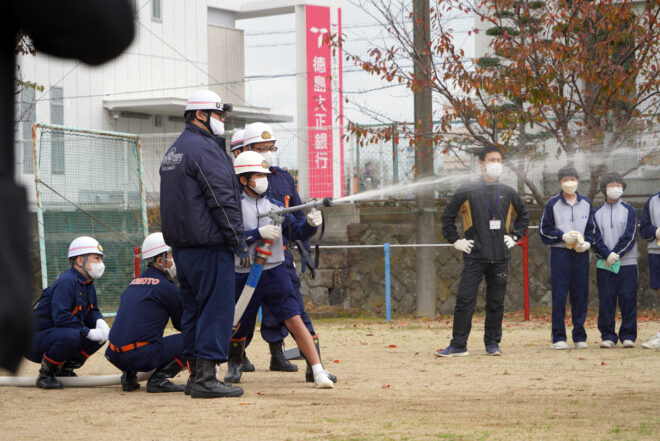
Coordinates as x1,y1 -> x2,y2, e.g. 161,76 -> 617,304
105,267 -> 184,372
160,123 -> 244,363
540,192 -> 596,344
640,192 -> 660,289
26,268 -> 104,365
592,200 -> 638,343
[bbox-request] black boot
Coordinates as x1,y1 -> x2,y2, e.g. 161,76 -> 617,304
184,359 -> 195,396
147,359 -> 186,393
242,352 -> 255,372
224,340 -> 245,383
269,340 -> 298,372
304,336 -> 337,383
121,371 -> 140,391
58,352 -> 88,377
190,358 -> 244,399
36,358 -> 63,389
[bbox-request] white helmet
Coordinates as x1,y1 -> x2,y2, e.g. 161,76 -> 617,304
243,122 -> 277,148
141,232 -> 172,260
233,151 -> 271,175
230,129 -> 245,151
185,90 -> 232,113
68,236 -> 104,258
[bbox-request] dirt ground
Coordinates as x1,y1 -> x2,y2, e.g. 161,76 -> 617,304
1,311 -> 658,441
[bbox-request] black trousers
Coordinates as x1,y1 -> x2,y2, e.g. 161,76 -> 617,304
450,260 -> 508,350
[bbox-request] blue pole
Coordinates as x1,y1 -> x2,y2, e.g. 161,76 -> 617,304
384,243 -> 391,322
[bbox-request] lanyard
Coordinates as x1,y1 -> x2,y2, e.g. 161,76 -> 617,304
481,180 -> 500,220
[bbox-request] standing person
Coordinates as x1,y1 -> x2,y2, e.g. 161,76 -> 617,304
105,233 -> 185,393
159,90 -> 250,399
437,145 -> 529,357
26,236 -> 110,389
229,151 -> 334,389
540,166 -> 595,350
640,190 -> 660,349
591,173 -> 638,348
228,122 -> 336,384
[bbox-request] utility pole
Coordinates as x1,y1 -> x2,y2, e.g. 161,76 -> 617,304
413,0 -> 436,317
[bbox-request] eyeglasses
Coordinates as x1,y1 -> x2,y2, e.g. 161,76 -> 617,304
251,146 -> 278,153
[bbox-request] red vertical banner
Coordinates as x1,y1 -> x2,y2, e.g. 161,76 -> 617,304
306,5 -> 338,198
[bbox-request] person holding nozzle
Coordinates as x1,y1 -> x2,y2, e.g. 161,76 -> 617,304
160,90 -> 251,399
591,173 -> 638,349
437,145 -> 529,357
639,188 -> 660,349
229,151 -> 334,389
227,122 -> 336,385
26,236 -> 110,389
540,166 -> 595,350
105,233 -> 186,392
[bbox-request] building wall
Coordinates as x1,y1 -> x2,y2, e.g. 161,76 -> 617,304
208,24 -> 245,106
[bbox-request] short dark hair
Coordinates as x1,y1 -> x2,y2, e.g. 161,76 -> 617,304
184,110 -> 197,123
600,171 -> 626,194
478,145 -> 503,161
557,165 -> 579,181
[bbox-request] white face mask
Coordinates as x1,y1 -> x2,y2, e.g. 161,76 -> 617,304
165,259 -> 177,279
484,162 -> 502,179
209,117 -> 225,136
262,151 -> 276,168
606,186 -> 623,201
561,181 -> 578,195
88,261 -> 105,280
250,177 -> 269,195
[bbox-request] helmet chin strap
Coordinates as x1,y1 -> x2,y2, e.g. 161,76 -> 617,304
78,255 -> 92,280
195,111 -> 213,133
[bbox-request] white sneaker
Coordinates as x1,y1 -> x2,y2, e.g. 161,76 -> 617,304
574,342 -> 588,349
551,341 -> 570,350
641,335 -> 660,349
622,340 -> 635,348
314,371 -> 334,389
600,340 -> 615,349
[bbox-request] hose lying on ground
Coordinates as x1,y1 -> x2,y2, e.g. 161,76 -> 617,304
0,370 -> 154,387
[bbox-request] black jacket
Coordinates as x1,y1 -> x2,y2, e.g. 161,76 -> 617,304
442,178 -> 529,262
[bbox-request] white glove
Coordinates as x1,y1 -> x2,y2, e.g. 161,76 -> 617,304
96,318 -> 110,341
453,239 -> 475,254
562,232 -> 578,245
307,210 -> 323,227
656,226 -> 660,239
258,224 -> 280,241
606,252 -> 620,265
503,235 -> 517,249
86,327 -> 107,343
575,241 -> 591,253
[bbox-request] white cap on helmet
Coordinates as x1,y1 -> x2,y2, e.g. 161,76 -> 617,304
68,236 -> 104,258
243,122 -> 277,147
141,232 -> 172,260
230,129 -> 245,151
185,90 -> 232,113
233,151 -> 272,175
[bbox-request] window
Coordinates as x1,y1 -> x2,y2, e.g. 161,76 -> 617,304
50,87 -> 65,175
154,114 -> 162,127
152,0 -> 161,20
21,89 -> 36,174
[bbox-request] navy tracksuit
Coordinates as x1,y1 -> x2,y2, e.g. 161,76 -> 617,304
640,192 -> 660,289
592,200 -> 638,343
105,267 -> 184,372
26,267 -> 104,365
540,193 -> 595,344
160,124 -> 244,363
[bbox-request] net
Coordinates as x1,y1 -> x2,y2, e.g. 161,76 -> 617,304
33,124 -> 148,315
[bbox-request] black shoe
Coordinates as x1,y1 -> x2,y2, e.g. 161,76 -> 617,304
304,336 -> 337,383
184,359 -> 195,396
224,339 -> 245,383
269,341 -> 298,372
147,359 -> 186,393
191,358 -> 244,398
58,352 -> 88,377
36,358 -> 63,389
121,371 -> 140,391
241,352 -> 255,372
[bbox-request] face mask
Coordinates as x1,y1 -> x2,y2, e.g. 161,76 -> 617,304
485,162 -> 502,179
209,117 -> 225,136
606,186 -> 623,201
561,181 -> 578,195
262,151 -> 276,168
165,259 -> 177,279
250,177 -> 269,195
88,261 -> 105,280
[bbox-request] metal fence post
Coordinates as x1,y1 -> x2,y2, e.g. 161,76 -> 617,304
384,242 -> 391,322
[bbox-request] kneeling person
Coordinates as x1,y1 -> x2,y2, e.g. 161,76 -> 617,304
105,233 -> 185,392
26,236 -> 110,389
